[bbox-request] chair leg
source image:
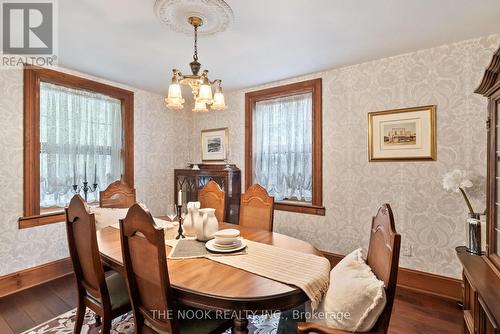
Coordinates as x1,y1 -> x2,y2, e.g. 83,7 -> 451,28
74,303 -> 85,334
100,316 -> 112,334
232,316 -> 248,334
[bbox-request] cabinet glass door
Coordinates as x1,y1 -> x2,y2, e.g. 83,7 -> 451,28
496,100 -> 500,257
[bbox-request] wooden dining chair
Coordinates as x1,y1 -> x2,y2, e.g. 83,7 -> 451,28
65,195 -> 130,334
297,204 -> 401,334
119,204 -> 229,334
239,184 -> 274,231
198,180 -> 226,223
99,180 -> 136,208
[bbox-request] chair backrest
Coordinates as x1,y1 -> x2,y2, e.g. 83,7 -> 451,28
366,204 -> 401,334
239,184 -> 274,231
99,180 -> 136,208
65,195 -> 110,309
198,180 -> 225,223
120,204 -> 178,334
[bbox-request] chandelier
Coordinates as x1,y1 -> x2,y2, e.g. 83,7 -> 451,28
165,16 -> 227,112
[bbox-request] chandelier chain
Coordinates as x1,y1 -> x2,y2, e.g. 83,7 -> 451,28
193,25 -> 198,61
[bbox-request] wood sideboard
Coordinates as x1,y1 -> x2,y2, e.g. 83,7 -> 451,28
456,246 -> 500,334
174,164 -> 241,224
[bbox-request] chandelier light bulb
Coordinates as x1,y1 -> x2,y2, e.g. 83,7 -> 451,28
192,99 -> 208,112
167,82 -> 183,101
165,97 -> 184,110
198,83 -> 213,104
211,85 -> 227,110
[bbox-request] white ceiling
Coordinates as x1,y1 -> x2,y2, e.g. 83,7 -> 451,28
59,0 -> 500,94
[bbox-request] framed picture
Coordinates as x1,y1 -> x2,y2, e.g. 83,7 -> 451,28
368,105 -> 436,161
201,127 -> 229,161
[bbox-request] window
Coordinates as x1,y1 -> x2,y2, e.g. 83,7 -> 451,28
20,66 -> 134,228
40,82 -> 123,208
245,79 -> 324,215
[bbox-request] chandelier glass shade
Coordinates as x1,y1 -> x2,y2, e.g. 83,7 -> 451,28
165,16 -> 227,112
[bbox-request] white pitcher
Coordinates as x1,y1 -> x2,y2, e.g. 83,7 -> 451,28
183,202 -> 199,237
195,208 -> 219,241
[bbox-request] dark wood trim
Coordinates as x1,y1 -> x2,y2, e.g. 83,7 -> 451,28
244,78 -> 323,215
0,257 -> 73,298
396,267 -> 462,302
21,65 -> 134,228
274,202 -> 325,216
321,251 -> 462,301
23,68 -> 41,218
18,212 -> 65,229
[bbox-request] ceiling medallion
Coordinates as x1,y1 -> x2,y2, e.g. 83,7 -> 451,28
154,0 -> 234,36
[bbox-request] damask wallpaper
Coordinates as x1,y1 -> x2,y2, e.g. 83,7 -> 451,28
1,34 -> 498,279
186,34 -> 500,278
0,67 -> 190,275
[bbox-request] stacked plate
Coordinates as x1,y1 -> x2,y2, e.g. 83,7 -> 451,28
205,229 -> 247,253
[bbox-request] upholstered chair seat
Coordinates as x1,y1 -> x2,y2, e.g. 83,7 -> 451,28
105,272 -> 130,310
84,272 -> 129,311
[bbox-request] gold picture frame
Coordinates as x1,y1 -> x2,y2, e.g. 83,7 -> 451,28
368,105 -> 436,161
201,127 -> 229,161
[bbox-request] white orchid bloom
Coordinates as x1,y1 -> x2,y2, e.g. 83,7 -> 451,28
442,169 -> 475,214
442,169 -> 473,192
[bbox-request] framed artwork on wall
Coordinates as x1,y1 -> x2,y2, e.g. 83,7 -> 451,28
201,127 -> 229,161
368,105 -> 436,161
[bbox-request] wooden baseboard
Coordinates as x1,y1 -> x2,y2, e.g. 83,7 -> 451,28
322,251 -> 462,302
0,257 -> 73,298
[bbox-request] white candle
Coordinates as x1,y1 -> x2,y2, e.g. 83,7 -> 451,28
73,163 -> 76,184
84,160 -> 87,182
94,163 -> 97,184
177,189 -> 183,206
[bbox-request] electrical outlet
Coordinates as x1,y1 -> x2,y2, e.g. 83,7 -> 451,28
402,244 -> 413,257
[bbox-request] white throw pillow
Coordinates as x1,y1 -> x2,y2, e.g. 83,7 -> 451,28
310,248 -> 386,332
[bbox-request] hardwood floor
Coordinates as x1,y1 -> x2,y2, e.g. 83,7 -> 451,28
0,274 -> 462,334
0,275 -> 77,334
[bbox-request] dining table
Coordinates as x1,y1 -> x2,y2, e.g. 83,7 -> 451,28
96,220 -> 324,334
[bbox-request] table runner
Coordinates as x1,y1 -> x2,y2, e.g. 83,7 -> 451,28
165,238 -> 330,310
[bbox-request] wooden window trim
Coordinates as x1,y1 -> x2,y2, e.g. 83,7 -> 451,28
19,65 -> 134,229
245,78 -> 324,216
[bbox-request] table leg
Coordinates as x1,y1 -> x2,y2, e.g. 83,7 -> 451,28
232,316 -> 249,334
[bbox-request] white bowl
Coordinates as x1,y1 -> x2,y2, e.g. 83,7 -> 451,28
214,229 -> 240,245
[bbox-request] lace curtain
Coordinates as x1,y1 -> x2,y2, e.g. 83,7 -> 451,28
252,92 -> 313,202
40,82 -> 123,208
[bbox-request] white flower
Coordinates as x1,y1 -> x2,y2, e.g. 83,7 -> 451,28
442,169 -> 473,192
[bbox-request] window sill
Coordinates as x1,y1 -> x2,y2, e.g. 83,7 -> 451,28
18,211 -> 66,229
274,201 -> 325,216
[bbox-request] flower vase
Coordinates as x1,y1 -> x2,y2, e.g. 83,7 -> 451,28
467,213 -> 481,255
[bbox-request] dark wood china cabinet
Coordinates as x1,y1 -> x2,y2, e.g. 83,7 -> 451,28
174,164 -> 241,224
457,46 -> 500,334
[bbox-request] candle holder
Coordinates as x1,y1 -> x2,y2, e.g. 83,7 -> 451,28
175,204 -> 185,239
71,181 -> 98,202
